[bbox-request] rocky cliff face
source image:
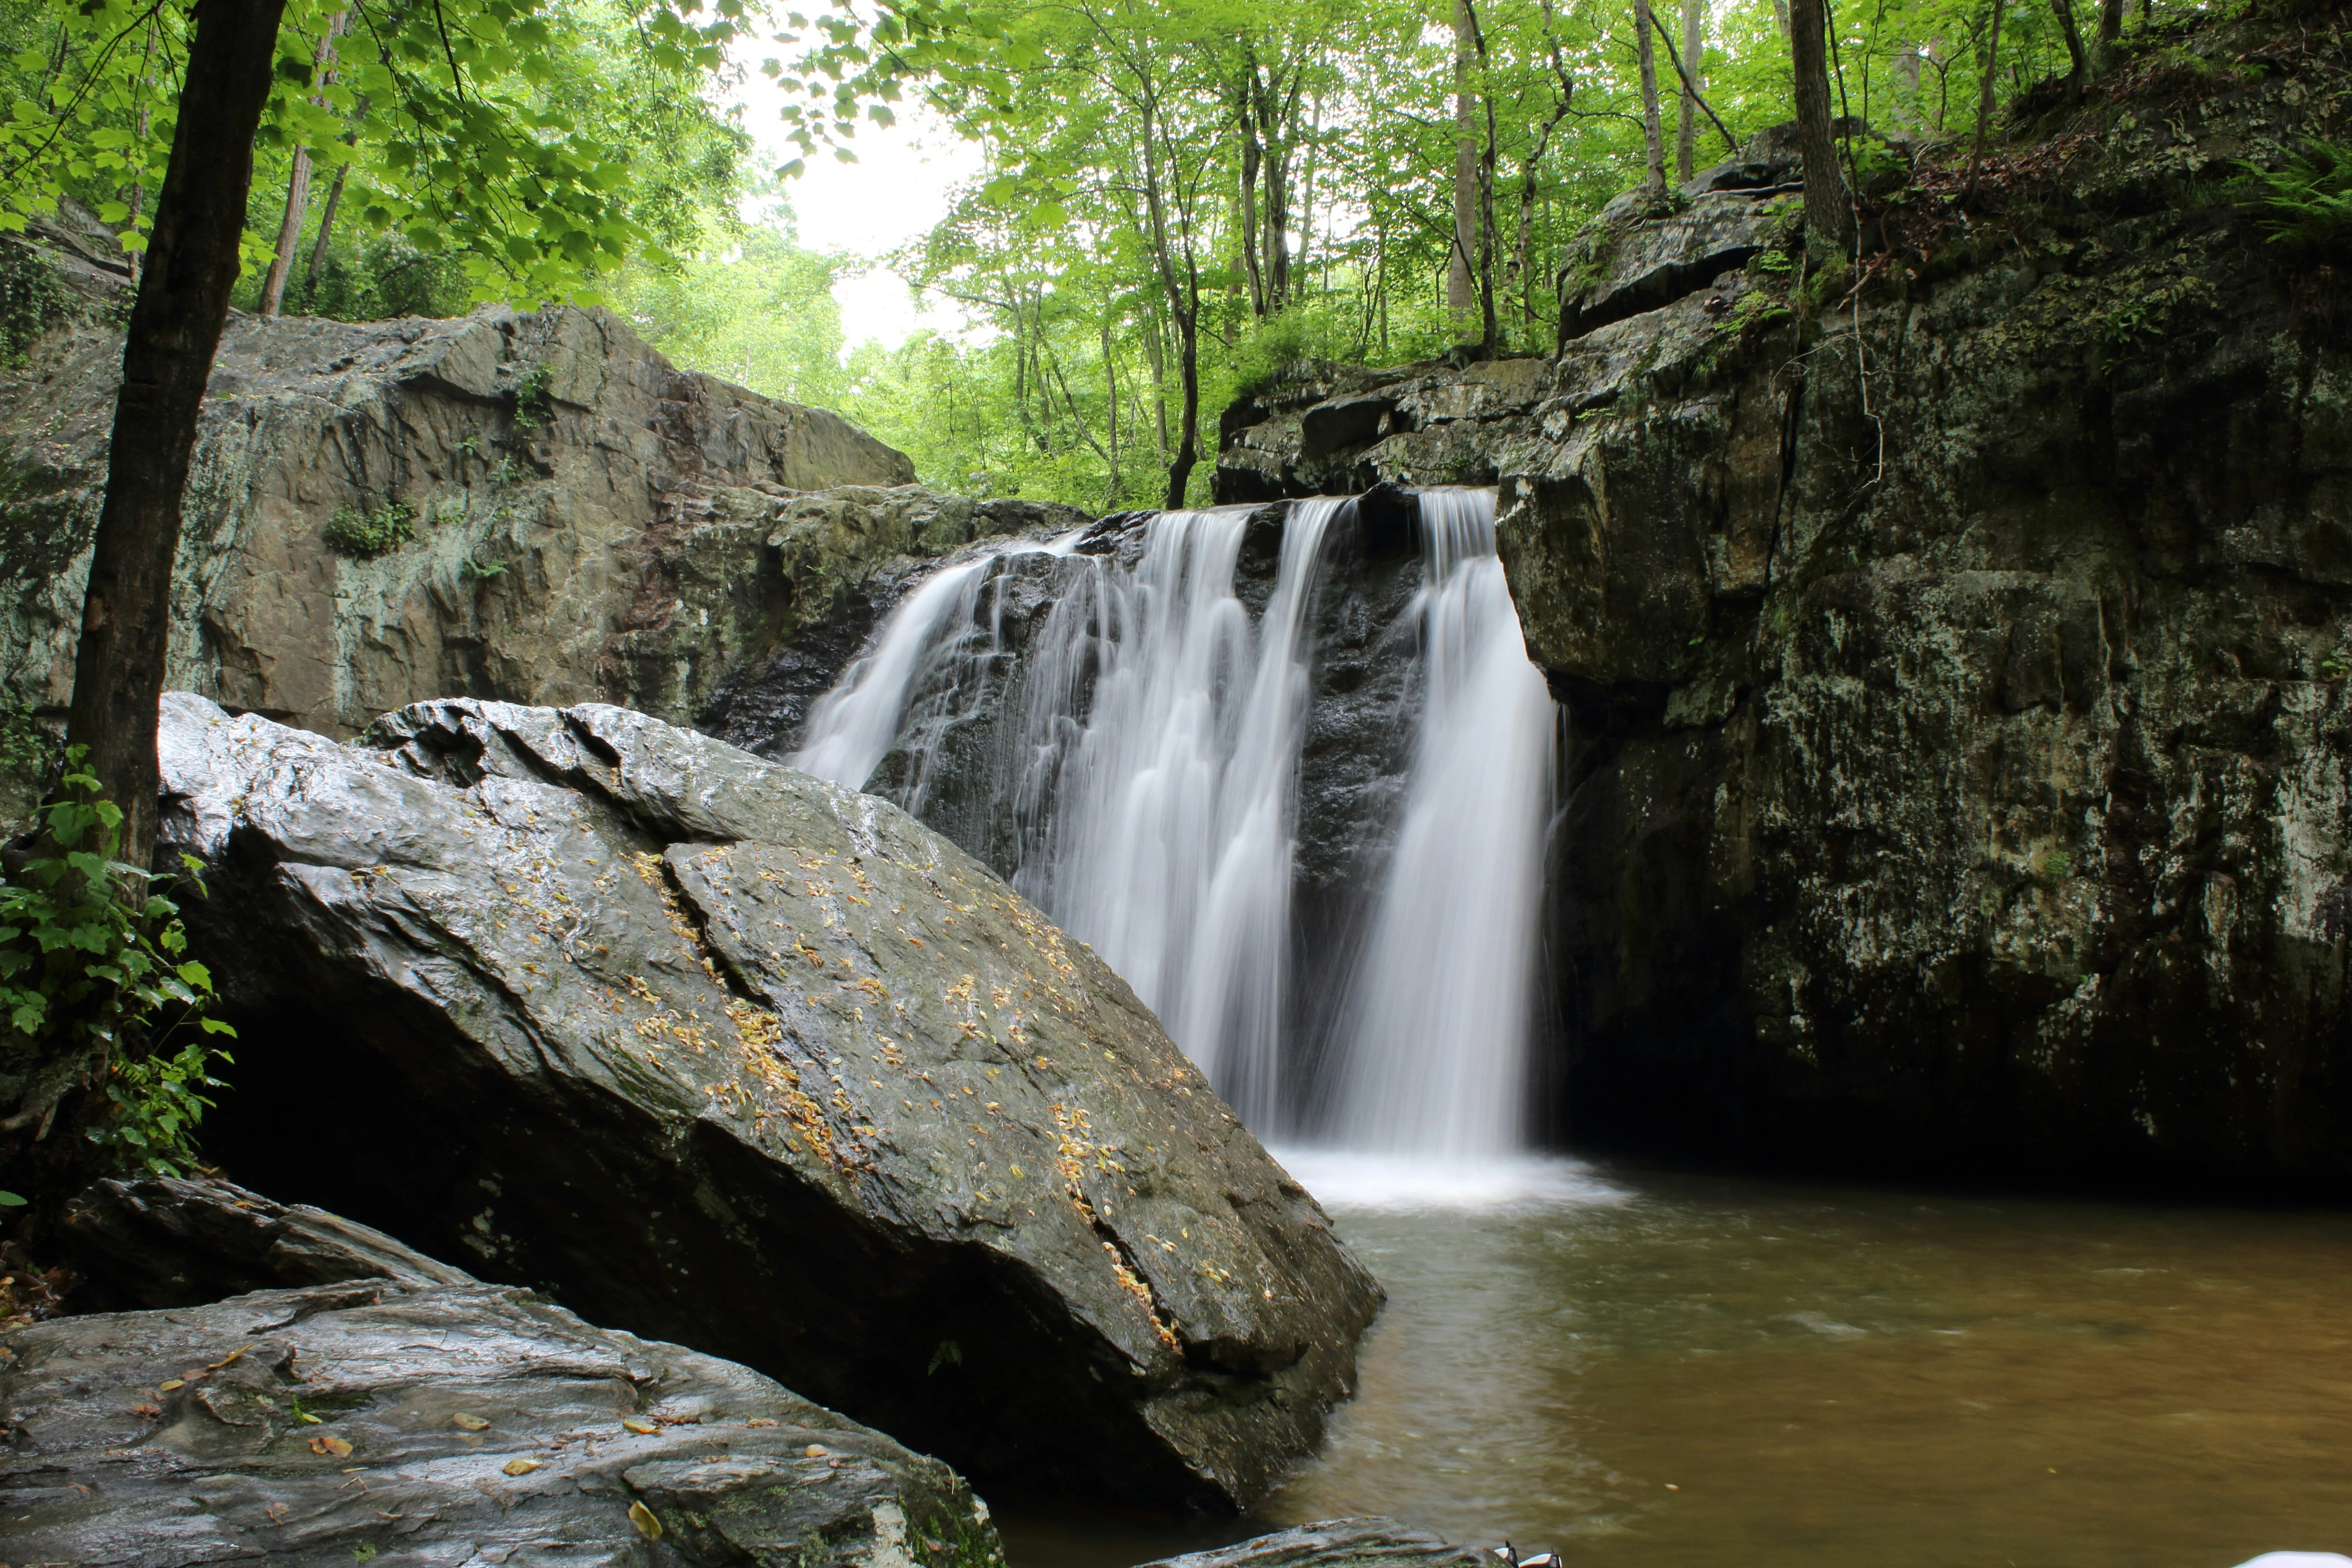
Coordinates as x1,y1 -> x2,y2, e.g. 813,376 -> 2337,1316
0,289 -> 1080,777
1220,26 -> 2352,1194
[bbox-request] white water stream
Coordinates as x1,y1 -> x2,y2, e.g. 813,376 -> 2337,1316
791,488 -> 1554,1161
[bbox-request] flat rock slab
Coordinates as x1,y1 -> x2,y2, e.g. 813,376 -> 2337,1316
1136,1519 -> 1491,1568
61,1175 -> 478,1312
157,693 -> 1381,1509
0,1279 -> 997,1568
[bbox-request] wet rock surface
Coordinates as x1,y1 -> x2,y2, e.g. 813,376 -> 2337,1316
0,1278 -> 1001,1568
60,1175 -> 477,1312
1225,68 -> 2352,1193
156,692 -> 1381,1509
1135,1519 -> 1490,1568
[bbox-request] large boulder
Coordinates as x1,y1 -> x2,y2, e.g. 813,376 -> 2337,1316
155,692 -> 1382,1510
0,291 -> 1085,790
0,1277 -> 1003,1568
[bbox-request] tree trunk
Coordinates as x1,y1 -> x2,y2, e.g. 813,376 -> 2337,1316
1632,0 -> 1667,199
1447,0 -> 1479,326
2096,0 -> 2125,66
66,0 -> 290,875
1234,72 -> 1265,317
1164,298 -> 1198,509
259,148 -> 311,318
1790,0 -> 1856,257
2049,0 -> 2091,82
1102,314 -> 1120,508
260,11 -> 347,319
1675,0 -> 1703,183
1964,0 -> 2005,200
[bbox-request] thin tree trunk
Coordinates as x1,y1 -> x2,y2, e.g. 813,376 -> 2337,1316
69,0 -> 291,874
1509,90 -> 1573,323
2049,0 -> 2091,82
259,148 -> 311,318
1790,0 -> 1856,257
260,11 -> 347,318
2096,0 -> 2124,64
1478,95 -> 1499,353
1773,0 -> 1793,39
1963,0 -> 2005,200
1234,71 -> 1265,316
124,21 -> 158,288
1676,0 -> 1702,183
1102,314 -> 1120,507
1447,0 -> 1480,325
1632,0 -> 1667,199
1166,300 -> 1198,509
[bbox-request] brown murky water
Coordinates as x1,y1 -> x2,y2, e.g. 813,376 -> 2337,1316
998,1155 -> 2352,1568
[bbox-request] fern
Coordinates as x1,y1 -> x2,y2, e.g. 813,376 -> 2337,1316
2232,141 -> 2352,252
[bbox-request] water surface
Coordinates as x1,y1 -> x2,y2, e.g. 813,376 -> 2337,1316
1000,1156 -> 2352,1568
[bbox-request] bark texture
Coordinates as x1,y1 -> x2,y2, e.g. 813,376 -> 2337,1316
66,0 -> 289,870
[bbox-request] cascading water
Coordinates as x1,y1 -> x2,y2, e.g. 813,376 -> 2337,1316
1323,489 -> 1557,1156
789,488 -> 1553,1164
1033,500 -> 1343,1123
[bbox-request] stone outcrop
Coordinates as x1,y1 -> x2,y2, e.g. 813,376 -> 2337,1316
1136,1519 -> 1491,1568
154,692 -> 1382,1509
0,294 -> 1080,772
0,1277 -> 1003,1568
1217,32 -> 2352,1194
60,1174 -> 477,1311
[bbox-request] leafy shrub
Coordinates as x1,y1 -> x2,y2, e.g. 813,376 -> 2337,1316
2232,141 -> 2352,253
322,497 -> 418,557
0,750 -> 234,1178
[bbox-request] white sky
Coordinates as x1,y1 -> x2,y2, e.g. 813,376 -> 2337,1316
726,59 -> 988,351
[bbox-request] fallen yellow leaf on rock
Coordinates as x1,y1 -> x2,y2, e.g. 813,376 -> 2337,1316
159,1379 -> 184,1392
309,1434 -> 354,1458
628,1501 -> 663,1540
452,1414 -> 490,1431
622,1417 -> 657,1434
503,1458 -> 540,1476
803,1444 -> 828,1458
745,1417 -> 778,1428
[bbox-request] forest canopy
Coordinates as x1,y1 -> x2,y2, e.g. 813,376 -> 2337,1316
646,0 -> 2108,510
0,0 -> 2132,511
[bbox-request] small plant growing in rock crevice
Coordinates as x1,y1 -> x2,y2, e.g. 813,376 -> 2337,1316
323,497 -> 418,557
460,553 -> 511,582
2230,139 -> 2352,254
510,363 -> 554,431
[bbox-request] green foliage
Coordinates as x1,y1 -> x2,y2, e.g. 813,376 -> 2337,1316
0,750 -> 235,1178
0,0 -> 756,308
96,1036 -> 231,1177
460,553 -> 511,581
322,496 -> 417,556
2231,140 -> 2352,253
511,363 -> 554,430
0,237 -> 65,365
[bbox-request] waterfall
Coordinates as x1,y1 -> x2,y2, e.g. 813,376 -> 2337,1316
1038,501 -> 1343,1123
1324,489 -> 1557,1156
791,554 -> 1002,790
788,489 -> 1553,1161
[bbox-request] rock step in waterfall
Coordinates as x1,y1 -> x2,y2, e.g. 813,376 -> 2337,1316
789,487 -> 1558,1162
